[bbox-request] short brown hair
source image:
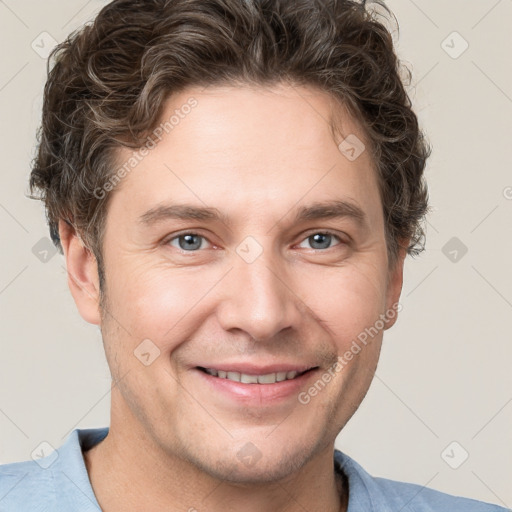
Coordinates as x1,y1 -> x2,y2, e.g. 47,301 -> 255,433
29,0 -> 430,283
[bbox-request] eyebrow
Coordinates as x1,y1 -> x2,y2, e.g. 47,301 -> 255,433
292,199 -> 366,226
138,199 -> 367,229
139,204 -> 232,226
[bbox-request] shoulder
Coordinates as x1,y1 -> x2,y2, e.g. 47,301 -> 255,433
0,458 -> 55,511
0,427 -> 108,512
334,449 -> 509,512
372,475 -> 508,512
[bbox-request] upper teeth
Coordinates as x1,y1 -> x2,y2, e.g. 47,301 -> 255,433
203,368 -> 300,384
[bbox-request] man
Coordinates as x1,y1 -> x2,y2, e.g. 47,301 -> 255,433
0,0 -> 507,511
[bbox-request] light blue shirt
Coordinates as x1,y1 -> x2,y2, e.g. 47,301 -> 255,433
0,427 -> 508,511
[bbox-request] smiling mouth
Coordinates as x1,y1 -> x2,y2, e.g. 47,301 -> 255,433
196,367 -> 317,384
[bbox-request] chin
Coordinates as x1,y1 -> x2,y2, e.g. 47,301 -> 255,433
188,440 -> 319,485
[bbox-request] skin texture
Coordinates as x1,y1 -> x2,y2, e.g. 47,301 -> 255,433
60,83 -> 406,512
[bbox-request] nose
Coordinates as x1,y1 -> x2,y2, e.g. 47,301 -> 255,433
215,245 -> 304,342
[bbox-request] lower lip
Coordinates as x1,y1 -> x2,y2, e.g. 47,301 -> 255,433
194,368 -> 318,403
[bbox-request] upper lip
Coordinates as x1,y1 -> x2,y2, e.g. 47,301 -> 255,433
195,363 -> 318,375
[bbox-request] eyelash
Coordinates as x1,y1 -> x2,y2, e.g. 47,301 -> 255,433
165,230 -> 346,253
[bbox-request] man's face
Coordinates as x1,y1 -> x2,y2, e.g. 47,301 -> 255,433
91,84 -> 404,482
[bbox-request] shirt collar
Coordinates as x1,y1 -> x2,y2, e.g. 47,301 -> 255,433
52,427 -> 108,511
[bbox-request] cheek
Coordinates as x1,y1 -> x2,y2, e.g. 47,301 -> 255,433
106,263 -> 221,351
303,264 -> 388,347
100,266 -> 204,406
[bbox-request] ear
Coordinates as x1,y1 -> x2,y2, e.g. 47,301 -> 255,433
59,220 -> 101,325
384,242 -> 408,330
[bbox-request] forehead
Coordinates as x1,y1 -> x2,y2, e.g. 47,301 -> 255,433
154,83 -> 369,167
109,83 -> 382,230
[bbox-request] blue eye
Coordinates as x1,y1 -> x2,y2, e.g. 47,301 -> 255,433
166,231 -> 343,253
168,233 -> 209,251
298,232 -> 342,250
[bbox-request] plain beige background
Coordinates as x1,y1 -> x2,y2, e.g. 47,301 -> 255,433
0,0 -> 511,507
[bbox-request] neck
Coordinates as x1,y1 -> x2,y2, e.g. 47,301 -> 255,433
84,421 -> 347,512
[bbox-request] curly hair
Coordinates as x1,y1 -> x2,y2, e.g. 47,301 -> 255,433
29,0 -> 430,286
